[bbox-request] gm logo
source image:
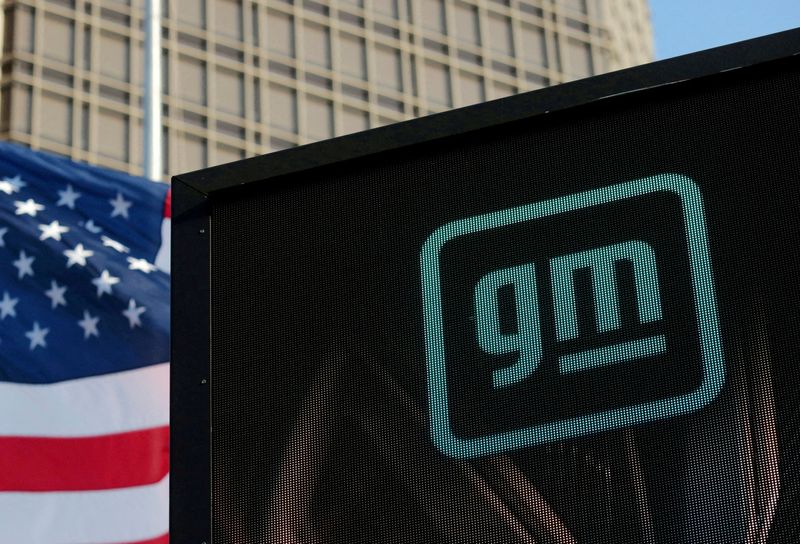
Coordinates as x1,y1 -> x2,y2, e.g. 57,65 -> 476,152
420,174 -> 725,459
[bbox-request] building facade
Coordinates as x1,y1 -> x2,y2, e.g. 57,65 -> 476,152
0,0 -> 652,178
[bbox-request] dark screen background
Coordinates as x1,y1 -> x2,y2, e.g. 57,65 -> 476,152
209,57 -> 800,543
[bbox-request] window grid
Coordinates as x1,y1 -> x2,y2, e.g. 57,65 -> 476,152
0,0 -> 652,177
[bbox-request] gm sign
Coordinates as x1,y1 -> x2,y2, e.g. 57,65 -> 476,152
421,174 -> 725,459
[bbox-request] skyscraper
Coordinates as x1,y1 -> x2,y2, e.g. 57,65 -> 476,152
0,0 -> 652,178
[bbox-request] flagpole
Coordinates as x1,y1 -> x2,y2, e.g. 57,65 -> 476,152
143,0 -> 163,181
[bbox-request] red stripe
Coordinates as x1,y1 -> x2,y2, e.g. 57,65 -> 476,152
163,187 -> 171,219
0,426 -> 169,491
120,533 -> 169,544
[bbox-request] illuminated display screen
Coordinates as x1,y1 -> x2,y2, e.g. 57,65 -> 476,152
172,39 -> 800,544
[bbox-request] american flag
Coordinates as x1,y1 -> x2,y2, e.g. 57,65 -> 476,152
0,142 -> 170,543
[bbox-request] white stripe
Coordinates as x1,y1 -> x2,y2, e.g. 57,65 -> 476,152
0,475 -> 169,544
0,362 -> 169,437
155,218 -> 170,273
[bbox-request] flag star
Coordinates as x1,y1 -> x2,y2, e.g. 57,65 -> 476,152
0,227 -> 7,247
84,220 -> 102,233
38,220 -> 70,241
0,175 -> 25,195
64,243 -> 94,267
109,192 -> 132,219
91,269 -> 120,297
101,235 -> 130,254
127,256 -> 157,273
44,280 -> 67,309
0,291 -> 18,319
25,322 -> 49,350
13,250 -> 34,279
77,310 -> 100,339
122,298 -> 146,328
56,184 -> 81,209
14,198 -> 45,217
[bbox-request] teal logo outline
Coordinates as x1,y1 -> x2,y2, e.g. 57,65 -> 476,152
420,174 -> 725,459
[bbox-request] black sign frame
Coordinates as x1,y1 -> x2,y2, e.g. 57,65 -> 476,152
170,28 -> 800,544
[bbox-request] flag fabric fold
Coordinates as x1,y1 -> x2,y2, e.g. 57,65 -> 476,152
0,142 -> 170,544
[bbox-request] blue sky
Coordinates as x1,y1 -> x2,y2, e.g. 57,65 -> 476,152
649,0 -> 800,60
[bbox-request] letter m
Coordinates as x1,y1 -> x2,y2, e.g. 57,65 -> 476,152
550,240 -> 663,342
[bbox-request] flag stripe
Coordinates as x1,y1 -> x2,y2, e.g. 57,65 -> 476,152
0,426 -> 168,492
154,218 -> 171,273
162,188 -> 171,219
0,475 -> 169,544
121,533 -> 169,544
0,362 -> 169,437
